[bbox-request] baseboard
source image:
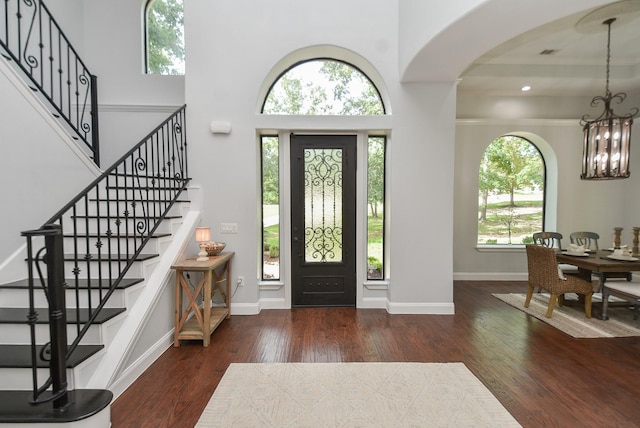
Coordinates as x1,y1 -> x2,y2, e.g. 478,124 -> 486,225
237,297 -> 453,313
386,302 -> 455,315
231,302 -> 263,315
108,330 -> 174,400
359,297 -> 388,309
454,272 -> 528,281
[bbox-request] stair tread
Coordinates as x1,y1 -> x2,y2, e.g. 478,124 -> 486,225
0,277 -> 143,289
69,214 -> 182,219
0,389 -> 112,423
105,185 -> 186,190
64,232 -> 172,238
88,198 -> 190,203
63,252 -> 158,261
0,344 -> 103,368
0,307 -> 126,324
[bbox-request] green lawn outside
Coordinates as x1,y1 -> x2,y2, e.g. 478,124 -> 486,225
262,207 -> 384,275
478,197 -> 543,244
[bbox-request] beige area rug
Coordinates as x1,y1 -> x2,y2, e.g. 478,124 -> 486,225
196,362 -> 520,427
493,293 -> 640,338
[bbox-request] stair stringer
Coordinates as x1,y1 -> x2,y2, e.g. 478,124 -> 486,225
83,208 -> 202,397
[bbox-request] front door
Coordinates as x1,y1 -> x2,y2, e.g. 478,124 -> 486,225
290,134 -> 356,307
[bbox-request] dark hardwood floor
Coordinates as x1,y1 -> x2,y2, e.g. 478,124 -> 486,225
111,281 -> 640,427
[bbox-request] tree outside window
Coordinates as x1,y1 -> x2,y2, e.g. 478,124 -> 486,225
145,0 -> 184,75
262,136 -> 280,280
367,137 -> 385,279
478,136 -> 544,245
262,59 -> 383,115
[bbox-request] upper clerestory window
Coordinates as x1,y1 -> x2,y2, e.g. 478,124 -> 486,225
262,59 -> 384,115
144,0 -> 185,75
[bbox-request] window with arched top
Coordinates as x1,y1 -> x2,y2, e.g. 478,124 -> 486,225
261,59 -> 384,115
144,0 -> 185,75
477,135 -> 545,245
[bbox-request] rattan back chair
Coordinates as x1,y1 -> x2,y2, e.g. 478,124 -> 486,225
532,231 -> 580,279
525,244 -> 593,318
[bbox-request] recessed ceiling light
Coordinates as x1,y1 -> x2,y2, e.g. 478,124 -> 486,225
521,85 -> 532,92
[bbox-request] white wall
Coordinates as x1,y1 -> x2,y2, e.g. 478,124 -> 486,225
0,60 -> 100,282
181,0 -> 640,309
182,0 -> 456,313
77,0 -> 186,167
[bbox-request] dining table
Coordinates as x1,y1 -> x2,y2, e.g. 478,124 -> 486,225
556,249 -> 640,319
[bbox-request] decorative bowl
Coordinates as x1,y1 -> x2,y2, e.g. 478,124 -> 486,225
204,242 -> 226,256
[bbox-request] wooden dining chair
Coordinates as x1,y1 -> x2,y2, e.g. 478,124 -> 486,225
525,244 -> 593,318
570,231 -> 600,251
570,230 -> 631,284
532,231 -> 563,251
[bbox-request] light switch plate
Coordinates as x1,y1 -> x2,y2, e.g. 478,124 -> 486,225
220,223 -> 238,234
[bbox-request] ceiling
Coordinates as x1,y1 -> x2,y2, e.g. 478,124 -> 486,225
457,0 -> 640,98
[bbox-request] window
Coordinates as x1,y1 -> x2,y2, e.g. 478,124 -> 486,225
367,136 -> 385,279
259,57 -> 386,282
262,59 -> 384,115
261,135 -> 280,280
477,136 -> 545,245
144,0 -> 185,75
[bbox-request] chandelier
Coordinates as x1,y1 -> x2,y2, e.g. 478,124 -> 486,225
580,17 -> 639,180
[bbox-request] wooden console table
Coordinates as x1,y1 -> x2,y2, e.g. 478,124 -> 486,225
171,252 -> 234,347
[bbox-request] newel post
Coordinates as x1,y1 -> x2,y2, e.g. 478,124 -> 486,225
43,224 -> 69,411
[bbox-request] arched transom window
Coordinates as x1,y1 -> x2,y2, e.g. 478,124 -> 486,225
262,59 -> 384,115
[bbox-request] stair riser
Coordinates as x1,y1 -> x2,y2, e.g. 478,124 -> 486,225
0,288 -> 128,309
105,184 -> 187,198
107,173 -> 187,185
0,368 -> 80,390
63,258 -> 158,278
70,200 -> 187,219
62,236 -> 161,255
0,321 -> 106,345
61,217 -> 177,235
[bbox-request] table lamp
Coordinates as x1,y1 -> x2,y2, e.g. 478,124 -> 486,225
195,227 -> 211,261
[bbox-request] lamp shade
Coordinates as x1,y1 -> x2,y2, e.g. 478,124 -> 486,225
195,227 -> 211,242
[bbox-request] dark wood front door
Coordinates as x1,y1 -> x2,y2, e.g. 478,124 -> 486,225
290,134 -> 356,307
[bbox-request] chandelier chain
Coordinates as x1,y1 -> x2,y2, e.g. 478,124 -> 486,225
604,17 -> 615,96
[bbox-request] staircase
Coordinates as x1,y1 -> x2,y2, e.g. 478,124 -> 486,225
0,106 -> 194,426
0,4 -> 197,425
0,213 -> 198,426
